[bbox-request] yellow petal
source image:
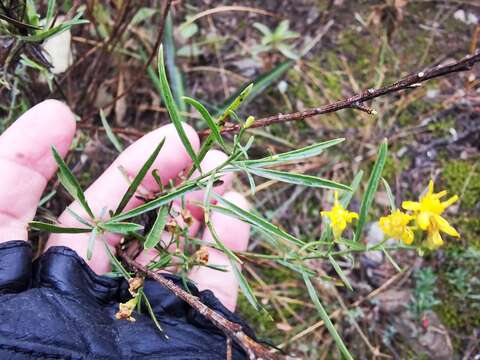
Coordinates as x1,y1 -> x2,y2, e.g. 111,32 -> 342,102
416,212 -> 431,230
433,190 -> 447,199
428,230 -> 443,249
428,180 -> 434,195
402,201 -> 420,212
347,212 -> 359,221
402,228 -> 414,245
441,195 -> 458,208
434,215 -> 460,237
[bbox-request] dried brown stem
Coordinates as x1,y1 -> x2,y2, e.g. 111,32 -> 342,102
198,50 -> 480,137
117,247 -> 282,360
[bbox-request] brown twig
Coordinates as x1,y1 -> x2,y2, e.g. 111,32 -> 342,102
198,50 -> 480,137
117,247 -> 283,360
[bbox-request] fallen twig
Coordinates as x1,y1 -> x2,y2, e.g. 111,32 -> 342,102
117,247 -> 283,360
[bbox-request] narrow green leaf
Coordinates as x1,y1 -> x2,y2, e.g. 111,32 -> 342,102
238,138 -> 345,168
328,255 -> 353,291
111,183 -> 198,222
100,221 -> 144,235
158,44 -> 200,170
354,140 -> 388,242
114,138 -> 165,215
144,206 -> 169,249
164,13 -> 186,113
29,221 -> 91,233
382,246 -> 401,272
66,208 -> 94,228
103,239 -> 130,279
382,177 -> 396,211
87,227 -> 98,260
140,290 -> 165,334
214,60 -> 294,117
213,195 -> 304,247
340,171 -> 363,208
206,222 -> 242,264
100,109 -> 123,153
183,96 -> 226,149
39,190 -> 56,207
218,83 -> 253,123
303,274 -> 353,360
45,0 -> 56,26
231,261 -> 259,310
51,146 -> 94,219
246,167 -> 351,191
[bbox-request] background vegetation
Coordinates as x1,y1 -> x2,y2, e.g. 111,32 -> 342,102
1,1 -> 479,358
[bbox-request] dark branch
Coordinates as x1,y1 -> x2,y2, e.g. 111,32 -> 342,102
117,247 -> 282,360
198,50 -> 480,137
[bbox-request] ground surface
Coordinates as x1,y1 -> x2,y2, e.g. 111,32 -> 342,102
1,1 -> 479,359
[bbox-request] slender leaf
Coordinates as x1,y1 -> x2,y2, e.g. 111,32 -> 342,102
214,61 -> 294,117
144,206 -> 169,249
206,221 -> 242,264
100,109 -> 123,153
39,190 -> 56,207
217,83 -> 253,123
328,255 -> 353,291
87,227 -> 98,260
247,167 -> 351,191
163,13 -> 186,112
238,138 -> 345,168
100,221 -> 144,235
51,146 -> 94,219
213,195 -> 304,247
45,0 -> 56,26
29,221 -> 91,233
231,260 -> 259,310
140,290 -> 165,334
354,140 -> 388,242
183,96 -> 226,148
103,239 -> 130,278
382,177 -> 396,211
114,138 -> 165,215
303,274 -> 353,360
158,44 -> 200,170
111,183 -> 198,222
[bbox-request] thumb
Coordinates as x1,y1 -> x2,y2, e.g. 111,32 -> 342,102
0,100 -> 76,242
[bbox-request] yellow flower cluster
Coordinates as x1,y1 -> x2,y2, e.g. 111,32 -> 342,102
321,191 -> 358,239
379,180 -> 459,250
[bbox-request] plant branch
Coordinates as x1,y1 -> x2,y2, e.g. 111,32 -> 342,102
117,247 -> 283,360
199,50 -> 480,137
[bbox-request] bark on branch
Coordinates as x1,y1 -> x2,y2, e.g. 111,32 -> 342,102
199,50 -> 480,136
117,247 -> 282,360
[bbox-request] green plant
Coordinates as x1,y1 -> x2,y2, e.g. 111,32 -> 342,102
252,20 -> 299,60
409,267 -> 441,320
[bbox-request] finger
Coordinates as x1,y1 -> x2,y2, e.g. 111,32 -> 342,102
0,100 -> 76,242
46,123 -> 200,275
188,191 -> 250,311
135,150 -> 234,267
180,149 -> 234,221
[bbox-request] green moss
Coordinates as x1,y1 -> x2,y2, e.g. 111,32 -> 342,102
426,115 -> 455,136
442,160 -> 480,210
382,155 -> 411,183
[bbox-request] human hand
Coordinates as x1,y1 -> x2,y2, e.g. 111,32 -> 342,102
0,100 -> 252,359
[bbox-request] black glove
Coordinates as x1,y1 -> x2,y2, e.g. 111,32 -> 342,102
0,240 -> 254,359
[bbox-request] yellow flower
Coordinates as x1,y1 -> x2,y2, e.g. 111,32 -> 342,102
379,210 -> 414,245
402,180 -> 459,249
321,191 -> 358,238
